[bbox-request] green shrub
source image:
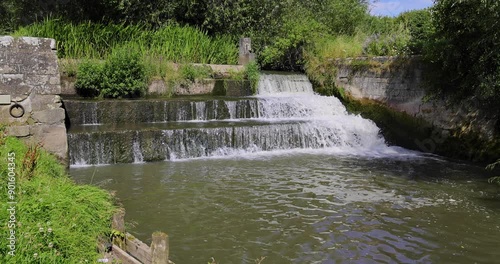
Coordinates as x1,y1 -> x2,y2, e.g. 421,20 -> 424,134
75,45 -> 147,98
74,60 -> 104,97
245,61 -> 260,94
396,9 -> 434,54
259,6 -> 324,71
179,64 -> 213,82
100,45 -> 147,98
363,23 -> 411,56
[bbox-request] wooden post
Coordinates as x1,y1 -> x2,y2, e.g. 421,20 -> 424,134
112,208 -> 126,248
151,231 -> 169,264
112,208 -> 125,232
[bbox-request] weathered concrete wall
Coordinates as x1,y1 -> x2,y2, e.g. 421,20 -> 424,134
332,56 -> 499,160
335,56 -> 426,115
60,63 -> 251,97
0,36 -> 67,162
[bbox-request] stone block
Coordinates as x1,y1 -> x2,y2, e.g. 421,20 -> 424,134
174,79 -> 215,95
148,79 -> 169,95
30,124 -> 68,162
49,76 -> 60,85
0,64 -> 17,74
60,77 -> 77,95
17,37 -> 54,51
30,94 -> 62,111
0,98 -> 32,124
15,54 -> 59,75
25,74 -> 49,86
0,105 -> 11,122
0,36 -> 67,160
0,36 -> 14,47
6,125 -> 31,137
32,108 -> 65,125
32,83 -> 61,95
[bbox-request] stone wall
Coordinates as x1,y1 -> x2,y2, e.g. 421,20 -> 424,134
335,56 -> 426,115
332,56 -> 499,160
0,36 -> 67,162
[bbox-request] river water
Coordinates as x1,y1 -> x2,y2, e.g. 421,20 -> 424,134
68,73 -> 500,263
71,154 -> 500,263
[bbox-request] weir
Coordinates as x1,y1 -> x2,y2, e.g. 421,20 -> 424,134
66,73 -> 406,166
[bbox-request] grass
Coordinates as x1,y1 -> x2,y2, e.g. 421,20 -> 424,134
0,133 -> 115,263
15,18 -> 241,98
245,61 -> 260,94
306,34 -> 365,60
14,18 -> 238,64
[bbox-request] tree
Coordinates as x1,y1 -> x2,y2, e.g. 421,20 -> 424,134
301,0 -> 369,35
430,0 -> 500,108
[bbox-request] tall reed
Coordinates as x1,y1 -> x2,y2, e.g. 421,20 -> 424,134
14,18 -> 238,64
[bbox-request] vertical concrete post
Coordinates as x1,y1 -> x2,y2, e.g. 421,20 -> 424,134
238,38 -> 255,65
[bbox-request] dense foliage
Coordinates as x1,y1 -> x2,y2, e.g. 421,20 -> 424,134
74,45 -> 148,98
4,0 -> 500,113
428,0 -> 500,109
0,135 -> 115,263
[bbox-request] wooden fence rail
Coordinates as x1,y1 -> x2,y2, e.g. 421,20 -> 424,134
99,209 -> 172,264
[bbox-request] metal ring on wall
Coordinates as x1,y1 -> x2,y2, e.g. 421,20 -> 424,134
9,103 -> 25,118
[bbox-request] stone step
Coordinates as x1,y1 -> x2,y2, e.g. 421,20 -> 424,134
68,120 -> 353,165
64,97 -> 259,126
67,119 -> 305,134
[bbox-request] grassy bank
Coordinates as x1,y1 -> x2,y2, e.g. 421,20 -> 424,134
0,133 -> 115,263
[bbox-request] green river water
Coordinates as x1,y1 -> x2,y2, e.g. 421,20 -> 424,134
71,153 -> 500,264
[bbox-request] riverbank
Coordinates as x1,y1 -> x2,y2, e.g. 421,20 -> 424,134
0,132 -> 115,263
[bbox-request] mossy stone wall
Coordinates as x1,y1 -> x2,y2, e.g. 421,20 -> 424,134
316,56 -> 500,162
0,36 -> 67,162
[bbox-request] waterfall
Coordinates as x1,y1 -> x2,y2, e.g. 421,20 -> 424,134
68,73 -> 412,165
257,73 -> 314,94
132,132 -> 144,163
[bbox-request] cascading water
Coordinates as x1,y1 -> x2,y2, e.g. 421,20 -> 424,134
251,73 -> 399,154
67,73 -> 412,165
